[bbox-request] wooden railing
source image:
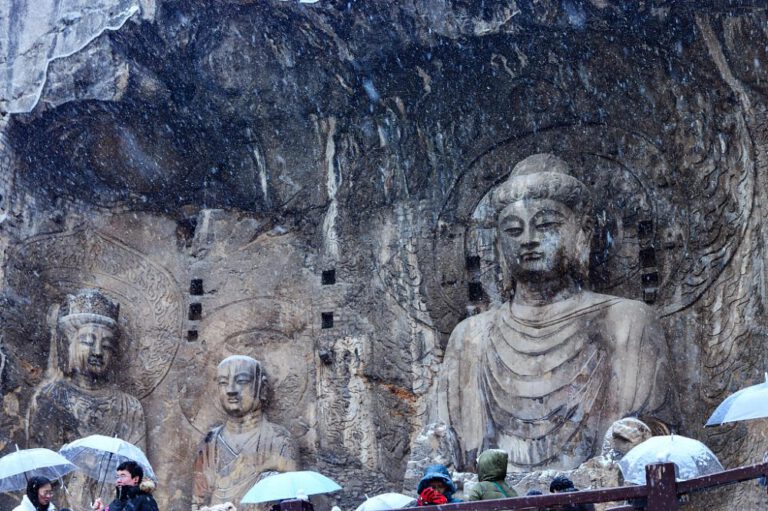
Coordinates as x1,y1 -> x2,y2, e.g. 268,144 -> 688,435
277,461 -> 768,511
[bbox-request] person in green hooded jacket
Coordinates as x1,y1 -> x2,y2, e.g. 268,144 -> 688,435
468,449 -> 518,501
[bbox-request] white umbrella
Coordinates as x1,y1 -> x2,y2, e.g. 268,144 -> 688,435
618,435 -> 723,485
241,471 -> 341,504
706,373 -> 768,426
0,448 -> 77,492
59,435 -> 155,483
355,493 -> 415,511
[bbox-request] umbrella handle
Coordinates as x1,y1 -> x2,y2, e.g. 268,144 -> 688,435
96,452 -> 113,503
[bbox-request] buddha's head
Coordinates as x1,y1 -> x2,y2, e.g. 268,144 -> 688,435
491,153 -> 594,285
216,355 -> 267,418
59,289 -> 120,381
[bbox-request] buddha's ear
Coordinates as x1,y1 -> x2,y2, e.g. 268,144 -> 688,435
258,374 -> 270,404
576,214 -> 594,275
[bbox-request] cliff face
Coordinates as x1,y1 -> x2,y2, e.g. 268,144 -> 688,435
2,1 -> 768,509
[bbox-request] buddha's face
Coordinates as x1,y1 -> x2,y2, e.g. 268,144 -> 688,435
497,198 -> 583,282
69,323 -> 117,378
217,359 -> 261,417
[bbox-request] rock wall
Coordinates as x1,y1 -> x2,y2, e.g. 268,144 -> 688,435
2,1 -> 768,509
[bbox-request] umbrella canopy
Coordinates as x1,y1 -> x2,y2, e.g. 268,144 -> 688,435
59,435 -> 156,483
618,435 -> 723,485
241,471 -> 341,504
0,448 -> 78,492
706,373 -> 768,426
355,493 -> 415,511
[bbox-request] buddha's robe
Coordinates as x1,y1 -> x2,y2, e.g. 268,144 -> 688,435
193,420 -> 298,507
437,291 -> 674,471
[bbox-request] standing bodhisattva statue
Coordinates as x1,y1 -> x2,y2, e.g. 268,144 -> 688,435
192,355 -> 299,509
27,289 -> 147,507
435,153 -> 676,471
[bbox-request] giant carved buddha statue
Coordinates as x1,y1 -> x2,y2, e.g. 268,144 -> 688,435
435,153 -> 676,471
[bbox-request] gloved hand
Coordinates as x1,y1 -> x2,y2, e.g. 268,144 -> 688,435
417,487 -> 448,506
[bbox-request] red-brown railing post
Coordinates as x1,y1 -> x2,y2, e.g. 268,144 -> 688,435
645,462 -> 679,510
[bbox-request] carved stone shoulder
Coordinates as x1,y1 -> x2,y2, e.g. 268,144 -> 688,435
600,294 -> 661,350
603,295 -> 656,322
447,307 -> 498,347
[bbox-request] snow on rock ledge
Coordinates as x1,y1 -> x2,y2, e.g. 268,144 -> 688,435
0,0 -> 150,113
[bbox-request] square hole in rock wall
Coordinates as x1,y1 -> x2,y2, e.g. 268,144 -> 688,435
322,269 -> 336,285
638,219 -> 654,238
321,312 -> 334,329
466,255 -> 481,272
188,303 -> 202,320
190,279 -> 204,295
639,247 -> 657,268
468,282 -> 484,302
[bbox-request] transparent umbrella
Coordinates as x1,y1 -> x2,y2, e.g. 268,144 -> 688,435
241,471 -> 341,504
706,373 -> 768,426
355,493 -> 415,511
0,448 -> 77,492
59,435 -> 155,486
618,435 -> 723,485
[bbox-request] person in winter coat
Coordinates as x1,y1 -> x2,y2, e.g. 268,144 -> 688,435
416,464 -> 462,506
13,476 -> 58,511
468,449 -> 517,501
549,476 -> 595,511
91,461 -> 158,511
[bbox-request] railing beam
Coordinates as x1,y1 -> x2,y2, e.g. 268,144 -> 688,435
273,461 -> 768,511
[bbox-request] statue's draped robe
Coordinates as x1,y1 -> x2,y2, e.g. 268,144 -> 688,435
28,379 -> 146,508
193,420 -> 298,507
437,291 -> 674,471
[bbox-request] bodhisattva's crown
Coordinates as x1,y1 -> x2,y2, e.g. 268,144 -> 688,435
63,289 -> 120,323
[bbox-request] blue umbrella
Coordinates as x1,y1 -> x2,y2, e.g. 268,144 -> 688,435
706,373 -> 768,426
241,471 -> 341,504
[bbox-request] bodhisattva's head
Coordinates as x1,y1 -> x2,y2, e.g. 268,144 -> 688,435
492,153 -> 594,285
217,355 -> 267,418
59,289 -> 120,380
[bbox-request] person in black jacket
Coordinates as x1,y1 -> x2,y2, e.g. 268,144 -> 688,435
91,461 -> 158,511
549,476 -> 595,511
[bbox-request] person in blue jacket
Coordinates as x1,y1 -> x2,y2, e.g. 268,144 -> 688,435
416,465 -> 462,506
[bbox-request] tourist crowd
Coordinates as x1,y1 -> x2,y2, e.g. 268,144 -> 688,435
14,448 -> 597,511
413,450 -> 595,511
12,460 -> 158,511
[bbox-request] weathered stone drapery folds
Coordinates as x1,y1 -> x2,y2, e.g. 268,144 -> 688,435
439,291 -> 673,470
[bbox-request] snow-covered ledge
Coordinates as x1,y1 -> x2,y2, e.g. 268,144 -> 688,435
0,0 -> 153,113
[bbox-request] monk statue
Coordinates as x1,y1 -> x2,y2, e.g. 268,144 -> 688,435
27,289 -> 146,506
433,153 -> 675,472
192,355 -> 299,509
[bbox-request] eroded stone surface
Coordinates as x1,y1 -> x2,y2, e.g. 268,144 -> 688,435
1,2 -> 768,510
